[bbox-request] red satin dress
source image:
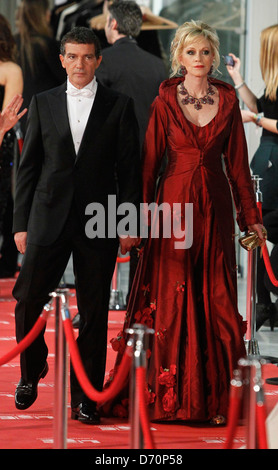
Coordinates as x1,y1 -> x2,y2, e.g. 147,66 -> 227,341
108,77 -> 261,422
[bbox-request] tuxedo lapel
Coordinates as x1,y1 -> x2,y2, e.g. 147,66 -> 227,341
47,83 -> 76,160
46,82 -> 118,164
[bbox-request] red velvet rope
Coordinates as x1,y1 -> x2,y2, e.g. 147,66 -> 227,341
64,319 -> 155,447
223,383 -> 242,449
256,402 -> 268,449
0,288 -> 153,447
63,317 -> 132,404
257,201 -> 278,286
0,309 -> 50,366
136,366 -> 155,449
116,256 -> 130,263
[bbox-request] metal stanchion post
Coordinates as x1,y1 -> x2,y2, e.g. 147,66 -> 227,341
125,324 -> 154,449
51,288 -> 69,450
109,262 -> 125,310
245,175 -> 262,355
245,247 -> 259,354
245,358 -> 257,449
238,357 -> 267,449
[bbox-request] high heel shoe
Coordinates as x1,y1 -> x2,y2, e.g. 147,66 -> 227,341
256,303 -> 276,331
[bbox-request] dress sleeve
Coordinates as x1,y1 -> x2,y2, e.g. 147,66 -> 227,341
141,97 -> 167,205
12,96 -> 44,233
223,99 -> 261,232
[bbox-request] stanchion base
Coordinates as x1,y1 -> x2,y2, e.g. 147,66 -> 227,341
109,289 -> 125,310
266,377 -> 278,386
260,356 -> 278,365
245,339 -> 260,356
259,356 -> 278,385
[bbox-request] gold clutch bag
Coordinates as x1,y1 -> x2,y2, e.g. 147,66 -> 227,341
239,227 -> 267,251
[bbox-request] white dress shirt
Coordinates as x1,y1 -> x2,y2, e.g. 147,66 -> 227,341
66,77 -> 98,154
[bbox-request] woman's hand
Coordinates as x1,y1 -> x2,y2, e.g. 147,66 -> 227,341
119,235 -> 141,255
225,53 -> 242,81
247,223 -> 267,245
241,109 -> 255,123
0,94 -> 27,134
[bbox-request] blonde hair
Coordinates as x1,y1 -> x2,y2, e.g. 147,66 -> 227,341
260,24 -> 278,101
170,20 -> 220,77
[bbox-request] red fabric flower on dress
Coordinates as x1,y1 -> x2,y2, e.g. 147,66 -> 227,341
176,281 -> 185,292
145,385 -> 156,405
162,387 -> 176,413
110,331 -> 125,354
158,365 -> 176,387
134,307 -> 154,328
156,327 -> 167,341
113,398 -> 129,418
142,283 -> 150,295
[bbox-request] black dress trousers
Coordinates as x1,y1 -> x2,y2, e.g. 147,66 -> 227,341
13,205 -> 118,406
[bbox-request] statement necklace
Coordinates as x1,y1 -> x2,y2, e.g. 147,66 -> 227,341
179,81 -> 215,110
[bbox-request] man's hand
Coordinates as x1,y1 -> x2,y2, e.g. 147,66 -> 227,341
119,235 -> 141,255
14,232 -> 27,255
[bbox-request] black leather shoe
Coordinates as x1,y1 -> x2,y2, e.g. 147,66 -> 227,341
15,362 -> 49,410
71,402 -> 100,425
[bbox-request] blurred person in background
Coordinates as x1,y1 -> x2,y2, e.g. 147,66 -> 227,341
14,0 -> 66,136
227,24 -> 278,330
96,0 -> 167,150
0,14 -> 25,278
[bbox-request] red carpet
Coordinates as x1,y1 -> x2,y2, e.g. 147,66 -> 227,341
0,277 -> 278,451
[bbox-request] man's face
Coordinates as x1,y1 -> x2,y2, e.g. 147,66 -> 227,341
60,42 -> 102,89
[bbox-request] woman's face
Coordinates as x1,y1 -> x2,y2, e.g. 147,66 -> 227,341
179,37 -> 215,78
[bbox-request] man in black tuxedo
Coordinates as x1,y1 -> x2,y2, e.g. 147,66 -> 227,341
12,26 -> 141,424
96,0 -> 167,150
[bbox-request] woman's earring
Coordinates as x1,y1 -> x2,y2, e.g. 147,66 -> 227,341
180,65 -> 187,76
208,65 -> 214,75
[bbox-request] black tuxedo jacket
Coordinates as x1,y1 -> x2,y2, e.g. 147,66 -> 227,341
13,81 -> 141,246
96,37 -> 167,148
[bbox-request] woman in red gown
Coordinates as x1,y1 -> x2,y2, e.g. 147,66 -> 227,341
108,20 -> 264,424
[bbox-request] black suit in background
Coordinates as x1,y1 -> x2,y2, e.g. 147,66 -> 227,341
12,80 -> 141,407
96,36 -> 167,149
258,209 -> 278,298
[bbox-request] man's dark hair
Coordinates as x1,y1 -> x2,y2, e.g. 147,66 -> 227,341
60,26 -> 101,58
108,1 -> 142,38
